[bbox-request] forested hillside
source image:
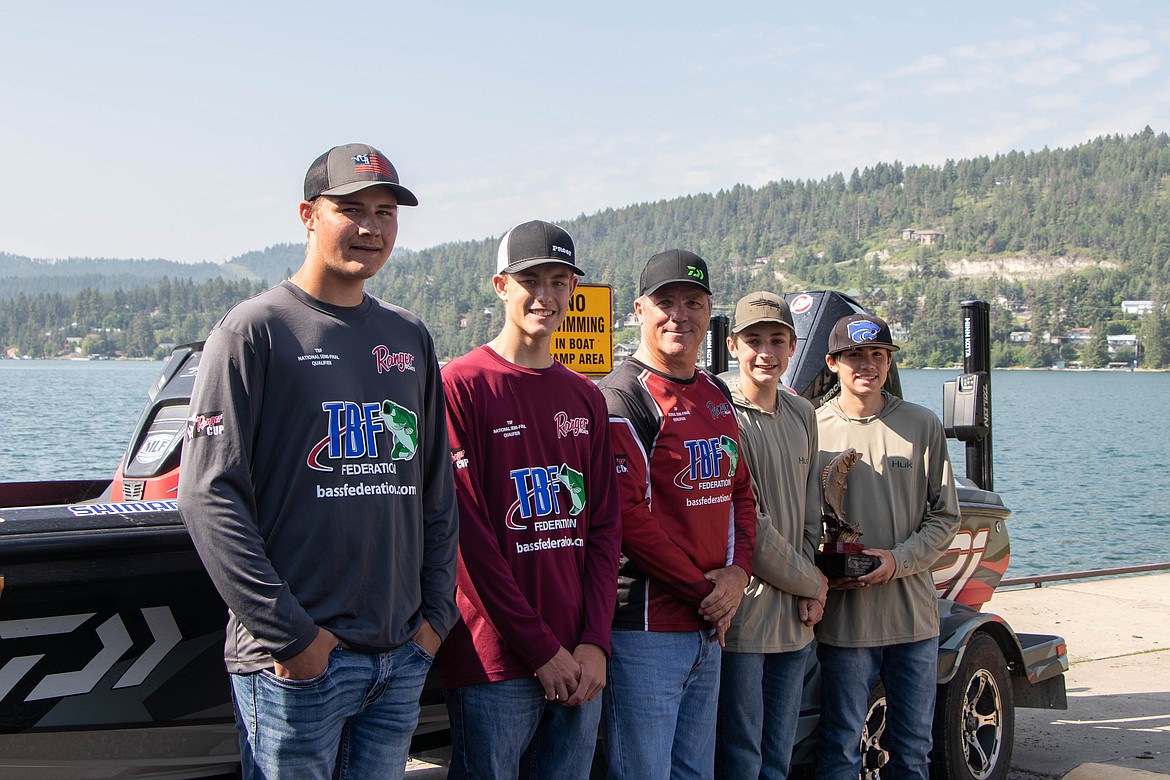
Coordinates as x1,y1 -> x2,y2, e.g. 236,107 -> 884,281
3,129 -> 1170,366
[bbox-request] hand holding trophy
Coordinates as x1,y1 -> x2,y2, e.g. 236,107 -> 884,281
815,448 -> 880,578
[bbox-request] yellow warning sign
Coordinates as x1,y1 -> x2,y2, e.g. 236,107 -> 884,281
552,283 -> 612,376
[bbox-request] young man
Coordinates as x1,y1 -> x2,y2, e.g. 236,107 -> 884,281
178,144 -> 458,779
599,249 -> 756,780
717,292 -> 828,780
439,220 -> 622,779
814,313 -> 960,780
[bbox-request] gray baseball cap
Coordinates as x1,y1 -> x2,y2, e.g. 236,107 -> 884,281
304,143 -> 418,206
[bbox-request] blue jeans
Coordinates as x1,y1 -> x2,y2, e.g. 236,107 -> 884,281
604,629 -> 722,780
815,638 -> 939,780
446,676 -> 602,780
230,641 -> 434,780
716,643 -> 813,780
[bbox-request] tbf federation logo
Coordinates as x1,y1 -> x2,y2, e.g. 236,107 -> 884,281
674,435 -> 739,490
307,399 -> 419,471
505,463 -> 585,530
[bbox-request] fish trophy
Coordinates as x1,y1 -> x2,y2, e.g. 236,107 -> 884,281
815,448 -> 880,578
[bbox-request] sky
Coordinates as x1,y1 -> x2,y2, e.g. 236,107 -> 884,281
3,1 -> 1170,264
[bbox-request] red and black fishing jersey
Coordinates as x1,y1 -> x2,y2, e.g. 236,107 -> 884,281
599,358 -> 756,632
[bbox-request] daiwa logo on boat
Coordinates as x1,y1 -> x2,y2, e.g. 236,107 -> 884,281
673,436 -> 739,490
306,399 -> 418,472
505,464 -> 585,530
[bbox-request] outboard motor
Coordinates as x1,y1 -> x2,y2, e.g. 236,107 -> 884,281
104,343 -> 203,502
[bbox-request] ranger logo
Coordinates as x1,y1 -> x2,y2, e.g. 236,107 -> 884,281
555,411 -> 590,438
372,345 -> 416,373
187,411 -> 224,440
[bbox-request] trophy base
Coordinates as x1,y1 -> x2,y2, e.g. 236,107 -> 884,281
815,542 -> 880,578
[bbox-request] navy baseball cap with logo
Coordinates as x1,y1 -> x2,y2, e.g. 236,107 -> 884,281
304,143 -> 418,206
496,220 -> 583,275
639,249 -> 711,296
828,313 -> 900,355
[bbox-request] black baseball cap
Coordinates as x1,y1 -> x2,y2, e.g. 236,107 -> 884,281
304,143 -> 418,206
828,313 -> 900,355
732,291 -> 796,336
639,249 -> 711,296
496,220 -> 583,275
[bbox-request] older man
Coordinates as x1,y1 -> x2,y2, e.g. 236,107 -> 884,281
598,249 -> 756,780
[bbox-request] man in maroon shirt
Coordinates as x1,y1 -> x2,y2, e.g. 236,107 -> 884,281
440,220 -> 622,779
598,249 -> 756,779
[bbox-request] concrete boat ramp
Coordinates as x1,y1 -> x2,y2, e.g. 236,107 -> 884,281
988,571 -> 1170,780
408,571 -> 1170,779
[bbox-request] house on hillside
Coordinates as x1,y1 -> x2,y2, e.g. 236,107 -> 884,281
1107,334 -> 1137,352
1121,300 -> 1154,316
901,229 -> 944,245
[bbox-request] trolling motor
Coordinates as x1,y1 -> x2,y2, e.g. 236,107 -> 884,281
704,315 -> 730,374
942,300 -> 993,490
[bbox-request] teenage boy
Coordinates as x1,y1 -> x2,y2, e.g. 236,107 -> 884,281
814,313 -> 960,780
717,291 -> 828,780
599,249 -> 756,780
179,144 -> 458,778
440,220 -> 622,779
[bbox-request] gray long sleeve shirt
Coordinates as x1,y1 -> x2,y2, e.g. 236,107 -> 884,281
815,392 -> 960,648
724,382 -> 825,654
178,281 -> 458,673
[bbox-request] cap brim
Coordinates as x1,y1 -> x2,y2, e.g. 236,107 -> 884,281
732,318 -> 797,335
500,258 -> 584,276
828,343 -> 900,355
641,278 -> 712,296
319,180 -> 419,207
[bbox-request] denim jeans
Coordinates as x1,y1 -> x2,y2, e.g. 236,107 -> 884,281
716,643 -> 813,780
603,629 -> 722,780
230,641 -> 434,780
815,637 -> 939,780
446,676 -> 602,780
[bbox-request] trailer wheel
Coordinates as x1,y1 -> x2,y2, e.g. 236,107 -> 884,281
860,682 -> 889,780
931,633 -> 1014,780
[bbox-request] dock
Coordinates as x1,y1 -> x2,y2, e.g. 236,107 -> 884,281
989,571 -> 1170,779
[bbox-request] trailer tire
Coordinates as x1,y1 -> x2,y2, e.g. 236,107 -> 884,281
931,633 -> 1014,780
860,682 -> 889,780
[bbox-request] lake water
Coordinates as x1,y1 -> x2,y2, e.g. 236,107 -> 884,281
1,360 -> 1167,577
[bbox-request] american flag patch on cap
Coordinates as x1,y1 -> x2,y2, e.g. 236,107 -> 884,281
353,153 -> 393,177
